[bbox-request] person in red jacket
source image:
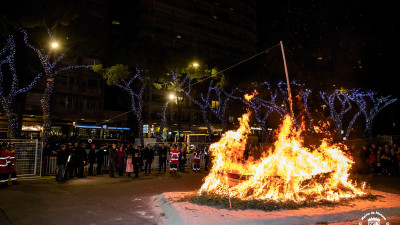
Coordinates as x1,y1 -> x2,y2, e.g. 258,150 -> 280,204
4,144 -> 19,185
0,143 -> 8,187
369,150 -> 376,174
193,148 -> 201,172
170,144 -> 180,174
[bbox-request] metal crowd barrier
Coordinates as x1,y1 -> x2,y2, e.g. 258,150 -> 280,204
42,152 -> 207,175
0,139 -> 42,176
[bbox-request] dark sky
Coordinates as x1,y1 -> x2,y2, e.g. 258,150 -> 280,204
254,0 -> 399,135
256,0 -> 399,94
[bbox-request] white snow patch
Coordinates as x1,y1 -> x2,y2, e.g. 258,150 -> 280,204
155,190 -> 400,225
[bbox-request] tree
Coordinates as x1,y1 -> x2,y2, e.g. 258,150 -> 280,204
351,91 -> 397,138
320,89 -> 355,139
22,30 -> 91,143
95,64 -> 147,146
209,86 -> 238,133
153,62 -> 226,141
0,35 -> 42,138
227,81 -> 314,141
181,76 -> 213,141
245,94 -> 274,140
226,84 -> 273,140
156,102 -> 169,142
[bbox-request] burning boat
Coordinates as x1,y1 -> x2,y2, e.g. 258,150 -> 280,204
199,95 -> 365,203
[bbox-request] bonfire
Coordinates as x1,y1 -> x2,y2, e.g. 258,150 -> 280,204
199,94 -> 365,203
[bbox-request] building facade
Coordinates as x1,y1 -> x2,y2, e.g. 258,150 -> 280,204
133,0 -> 257,65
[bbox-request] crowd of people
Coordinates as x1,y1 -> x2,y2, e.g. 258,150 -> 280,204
55,142 -> 210,183
354,143 -> 400,176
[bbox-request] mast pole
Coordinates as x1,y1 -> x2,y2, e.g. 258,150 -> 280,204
280,41 -> 294,118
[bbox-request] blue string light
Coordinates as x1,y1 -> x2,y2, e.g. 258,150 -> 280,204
351,90 -> 397,137
0,35 -> 43,138
115,68 -> 146,146
209,86 -> 238,132
320,90 -> 353,137
21,29 -> 91,143
177,72 -> 213,141
156,102 -> 169,142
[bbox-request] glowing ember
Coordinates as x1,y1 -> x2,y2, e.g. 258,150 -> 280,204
200,106 -> 365,202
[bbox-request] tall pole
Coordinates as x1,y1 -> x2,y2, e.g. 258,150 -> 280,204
280,41 -> 294,118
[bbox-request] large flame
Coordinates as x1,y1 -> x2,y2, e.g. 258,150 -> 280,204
200,111 -> 365,202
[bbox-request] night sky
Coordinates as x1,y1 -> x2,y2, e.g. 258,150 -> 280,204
0,0 -> 399,135
256,0 -> 399,93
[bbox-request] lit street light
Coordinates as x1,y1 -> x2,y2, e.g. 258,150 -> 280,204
169,93 -> 175,100
192,62 -> 199,68
51,42 -> 59,49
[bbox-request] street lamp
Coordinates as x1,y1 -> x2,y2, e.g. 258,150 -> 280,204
192,62 -> 199,68
169,93 -> 175,100
51,42 -> 59,49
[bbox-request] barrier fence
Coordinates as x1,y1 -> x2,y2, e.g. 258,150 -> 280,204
42,153 -> 207,175
0,139 -> 42,176
0,139 -> 253,176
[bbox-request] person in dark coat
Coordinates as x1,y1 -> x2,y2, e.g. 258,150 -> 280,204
42,143 -> 52,176
179,147 -> 187,172
56,145 -> 68,183
96,145 -> 104,175
88,144 -> 97,176
132,152 -> 141,178
144,144 -> 154,174
109,144 -> 117,177
76,143 -> 87,178
158,143 -> 168,172
138,145 -> 144,171
203,145 -> 210,171
63,143 -> 71,180
116,145 -> 126,176
67,144 -> 78,178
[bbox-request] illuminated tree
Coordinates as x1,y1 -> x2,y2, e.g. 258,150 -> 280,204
227,82 -> 276,140
209,86 -> 238,133
320,90 -> 354,138
158,65 -> 225,141
0,35 -> 42,138
23,30 -> 91,143
351,90 -> 397,138
95,64 -> 147,146
227,81 -> 314,140
156,102 -> 168,142
179,73 -> 213,141
246,95 -> 274,140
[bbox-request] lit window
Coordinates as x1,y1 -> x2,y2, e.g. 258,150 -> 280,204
212,100 -> 219,109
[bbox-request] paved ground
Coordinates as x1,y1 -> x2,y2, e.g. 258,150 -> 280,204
1,172 -> 399,225
0,170 -> 207,225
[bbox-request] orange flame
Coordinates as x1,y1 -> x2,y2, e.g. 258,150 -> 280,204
244,90 -> 258,102
200,112 -> 365,202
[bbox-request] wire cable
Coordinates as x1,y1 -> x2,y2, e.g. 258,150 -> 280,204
98,43 -> 281,125
46,43 -> 281,144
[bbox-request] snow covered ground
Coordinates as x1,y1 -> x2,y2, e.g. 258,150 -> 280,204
153,190 -> 400,225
